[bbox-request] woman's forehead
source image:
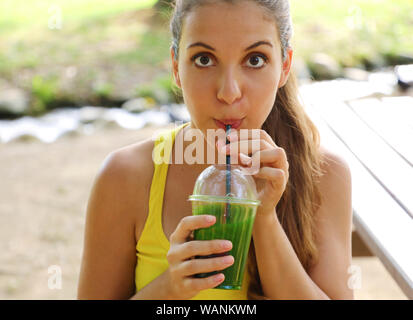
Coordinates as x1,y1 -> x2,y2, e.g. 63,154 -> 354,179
181,2 -> 279,50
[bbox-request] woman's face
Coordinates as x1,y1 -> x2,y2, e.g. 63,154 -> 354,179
171,1 -> 292,134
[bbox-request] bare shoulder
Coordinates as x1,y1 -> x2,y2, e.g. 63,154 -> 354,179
319,145 -> 351,176
307,148 -> 354,299
90,137 -> 156,236
100,138 -> 155,187
314,144 -> 353,234
318,145 -> 352,193
78,138 -> 155,299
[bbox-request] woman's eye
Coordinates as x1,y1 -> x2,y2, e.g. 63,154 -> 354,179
246,54 -> 268,68
193,54 -> 214,67
191,53 -> 268,68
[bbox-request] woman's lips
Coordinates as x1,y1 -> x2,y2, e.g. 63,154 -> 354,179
214,118 -> 243,130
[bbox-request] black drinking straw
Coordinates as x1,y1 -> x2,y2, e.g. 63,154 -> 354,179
225,124 -> 231,220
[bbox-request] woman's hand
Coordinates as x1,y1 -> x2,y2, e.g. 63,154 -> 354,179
217,129 -> 289,215
165,215 -> 234,300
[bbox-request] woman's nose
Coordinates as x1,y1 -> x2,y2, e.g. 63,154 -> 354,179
216,69 -> 242,105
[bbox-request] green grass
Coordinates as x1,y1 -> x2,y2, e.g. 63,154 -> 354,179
291,0 -> 413,67
0,0 -> 157,33
113,29 -> 171,65
0,0 -> 412,115
30,75 -> 59,115
0,0 -> 158,74
2,0 -> 412,73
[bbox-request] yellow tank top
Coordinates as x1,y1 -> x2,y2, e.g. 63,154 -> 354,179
135,122 -> 250,299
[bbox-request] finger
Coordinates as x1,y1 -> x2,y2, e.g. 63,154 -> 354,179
239,152 -> 253,166
170,215 -> 216,245
253,167 -> 288,189
180,240 -> 233,260
183,273 -> 225,292
220,139 -> 273,156
251,148 -> 289,173
227,129 -> 277,148
179,255 -> 234,277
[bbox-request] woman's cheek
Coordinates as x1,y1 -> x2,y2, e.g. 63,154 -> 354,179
182,70 -> 210,97
249,79 -> 277,108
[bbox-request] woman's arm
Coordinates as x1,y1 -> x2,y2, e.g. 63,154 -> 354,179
252,150 -> 353,300
307,150 -> 354,299
77,149 -> 142,299
129,271 -> 173,300
253,210 -> 331,299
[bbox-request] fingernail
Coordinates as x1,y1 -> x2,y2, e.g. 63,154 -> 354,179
206,215 -> 215,223
222,241 -> 232,249
214,273 -> 224,282
223,255 -> 234,264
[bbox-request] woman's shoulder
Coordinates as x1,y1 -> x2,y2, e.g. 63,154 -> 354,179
79,138 -> 156,299
308,146 -> 353,299
102,138 -> 155,181
318,145 -> 351,182
91,138 -> 156,222
316,144 -> 352,218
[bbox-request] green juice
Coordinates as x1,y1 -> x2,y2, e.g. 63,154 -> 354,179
193,202 -> 256,290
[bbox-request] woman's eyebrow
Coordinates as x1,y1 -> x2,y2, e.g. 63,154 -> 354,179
186,40 -> 273,51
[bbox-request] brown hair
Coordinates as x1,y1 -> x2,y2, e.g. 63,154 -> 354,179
168,0 -> 324,299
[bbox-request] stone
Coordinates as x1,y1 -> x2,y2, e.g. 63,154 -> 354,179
343,67 -> 370,81
0,86 -> 30,117
308,53 -> 343,80
395,64 -> 413,90
121,97 -> 154,113
78,106 -> 106,124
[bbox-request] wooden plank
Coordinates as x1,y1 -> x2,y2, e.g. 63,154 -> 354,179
304,103 -> 413,299
348,98 -> 413,166
381,96 -> 413,131
307,99 -> 413,219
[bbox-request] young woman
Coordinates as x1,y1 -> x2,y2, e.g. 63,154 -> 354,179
77,0 -> 353,300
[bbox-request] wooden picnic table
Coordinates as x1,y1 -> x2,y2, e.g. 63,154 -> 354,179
301,88 -> 413,299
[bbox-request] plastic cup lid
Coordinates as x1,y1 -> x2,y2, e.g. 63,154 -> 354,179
188,194 -> 260,206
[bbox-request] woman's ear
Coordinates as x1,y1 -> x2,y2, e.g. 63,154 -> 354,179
170,46 -> 182,88
278,47 -> 293,88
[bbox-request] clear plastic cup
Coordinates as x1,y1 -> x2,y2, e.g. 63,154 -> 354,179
188,164 -> 260,290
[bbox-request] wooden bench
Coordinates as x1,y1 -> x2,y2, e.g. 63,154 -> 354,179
301,88 -> 413,299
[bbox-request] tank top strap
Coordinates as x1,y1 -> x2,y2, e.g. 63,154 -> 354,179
139,122 -> 190,252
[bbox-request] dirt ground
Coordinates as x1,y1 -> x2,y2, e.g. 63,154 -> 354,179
0,124 -> 408,300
